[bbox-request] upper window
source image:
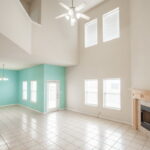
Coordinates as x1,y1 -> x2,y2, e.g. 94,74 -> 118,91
103,8 -> 120,42
85,19 -> 98,48
85,80 -> 98,106
22,81 -> 27,100
30,81 -> 37,103
103,79 -> 121,110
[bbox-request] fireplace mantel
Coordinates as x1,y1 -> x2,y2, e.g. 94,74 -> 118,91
132,89 -> 150,130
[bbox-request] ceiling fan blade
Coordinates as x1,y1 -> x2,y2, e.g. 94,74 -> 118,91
79,13 -> 90,20
75,3 -> 85,11
59,2 -> 70,11
56,13 -> 67,19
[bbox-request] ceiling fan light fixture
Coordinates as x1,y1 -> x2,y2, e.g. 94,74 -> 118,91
0,64 -> 8,81
65,15 -> 70,20
76,13 -> 81,19
71,18 -> 76,26
56,0 -> 90,26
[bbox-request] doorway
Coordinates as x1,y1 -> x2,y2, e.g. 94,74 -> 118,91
47,81 -> 60,112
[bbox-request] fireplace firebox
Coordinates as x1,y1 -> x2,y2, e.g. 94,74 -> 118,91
141,105 -> 150,131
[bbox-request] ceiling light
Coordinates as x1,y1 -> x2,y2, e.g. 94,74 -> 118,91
56,0 -> 90,26
0,64 -> 8,81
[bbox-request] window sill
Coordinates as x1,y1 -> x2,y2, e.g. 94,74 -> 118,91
103,106 -> 121,111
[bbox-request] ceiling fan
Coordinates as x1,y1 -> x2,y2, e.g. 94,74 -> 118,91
56,0 -> 90,26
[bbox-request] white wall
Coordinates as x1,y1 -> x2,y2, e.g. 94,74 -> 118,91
67,0 -> 131,124
32,0 -> 78,66
130,0 -> 150,90
0,0 -> 32,54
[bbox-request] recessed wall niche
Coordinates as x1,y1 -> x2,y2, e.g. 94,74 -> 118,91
20,0 -> 41,24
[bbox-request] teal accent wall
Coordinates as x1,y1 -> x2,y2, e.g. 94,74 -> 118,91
43,64 -> 66,112
18,65 -> 44,112
0,64 -> 66,112
0,70 -> 18,106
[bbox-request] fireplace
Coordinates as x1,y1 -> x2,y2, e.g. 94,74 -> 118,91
141,105 -> 150,131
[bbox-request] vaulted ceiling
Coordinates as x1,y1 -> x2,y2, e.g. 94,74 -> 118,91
0,0 -> 105,70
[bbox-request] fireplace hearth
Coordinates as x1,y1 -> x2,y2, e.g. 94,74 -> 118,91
141,105 -> 150,131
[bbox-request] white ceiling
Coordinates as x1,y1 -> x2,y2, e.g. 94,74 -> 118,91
59,0 -> 104,12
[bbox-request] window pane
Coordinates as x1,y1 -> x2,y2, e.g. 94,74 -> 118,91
85,80 -> 98,106
31,81 -> 37,103
103,8 -> 120,42
104,79 -> 120,93
31,81 -> 37,91
22,81 -> 27,100
104,94 -> 120,109
85,19 -> 97,48
103,79 -> 121,110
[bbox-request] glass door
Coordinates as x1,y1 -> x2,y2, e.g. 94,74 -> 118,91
47,81 -> 59,112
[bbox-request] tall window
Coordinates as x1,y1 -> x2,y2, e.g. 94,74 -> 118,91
103,79 -> 121,110
103,8 -> 120,42
85,19 -> 97,48
85,80 -> 98,106
30,81 -> 37,103
22,81 -> 27,100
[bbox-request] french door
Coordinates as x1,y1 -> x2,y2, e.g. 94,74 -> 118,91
47,81 -> 59,112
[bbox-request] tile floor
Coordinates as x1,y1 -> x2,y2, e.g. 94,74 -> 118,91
0,106 -> 150,150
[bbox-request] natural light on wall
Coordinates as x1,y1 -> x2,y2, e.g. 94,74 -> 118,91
103,8 -> 120,42
85,19 -> 97,48
85,80 -> 98,106
103,79 -> 121,110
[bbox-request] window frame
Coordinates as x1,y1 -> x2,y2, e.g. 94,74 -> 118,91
84,79 -> 98,107
103,78 -> 121,110
102,7 -> 120,42
84,18 -> 98,48
22,81 -> 27,101
30,80 -> 37,103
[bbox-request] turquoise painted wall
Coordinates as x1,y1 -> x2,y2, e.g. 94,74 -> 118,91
18,65 -> 44,112
0,64 -> 66,113
43,64 -> 66,112
0,70 -> 18,106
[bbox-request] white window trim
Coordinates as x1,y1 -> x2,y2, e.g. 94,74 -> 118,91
22,81 -> 27,101
84,79 -> 99,107
30,80 -> 37,103
102,7 -> 120,42
103,78 -> 121,110
85,18 -> 98,48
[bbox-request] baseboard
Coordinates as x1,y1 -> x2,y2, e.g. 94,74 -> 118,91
67,107 -> 131,126
17,104 -> 45,114
67,108 -> 98,117
0,104 -> 17,108
99,115 -> 131,126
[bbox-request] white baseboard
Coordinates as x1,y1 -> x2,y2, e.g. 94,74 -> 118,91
17,104 -> 45,114
0,104 -> 17,108
67,108 -> 99,117
67,107 -> 131,126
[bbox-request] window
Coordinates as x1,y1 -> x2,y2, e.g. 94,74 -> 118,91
85,80 -> 98,106
22,81 -> 27,100
30,81 -> 37,103
103,79 -> 121,110
103,8 -> 120,42
85,19 -> 97,48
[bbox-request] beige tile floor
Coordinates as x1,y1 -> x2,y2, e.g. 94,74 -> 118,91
0,106 -> 150,150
